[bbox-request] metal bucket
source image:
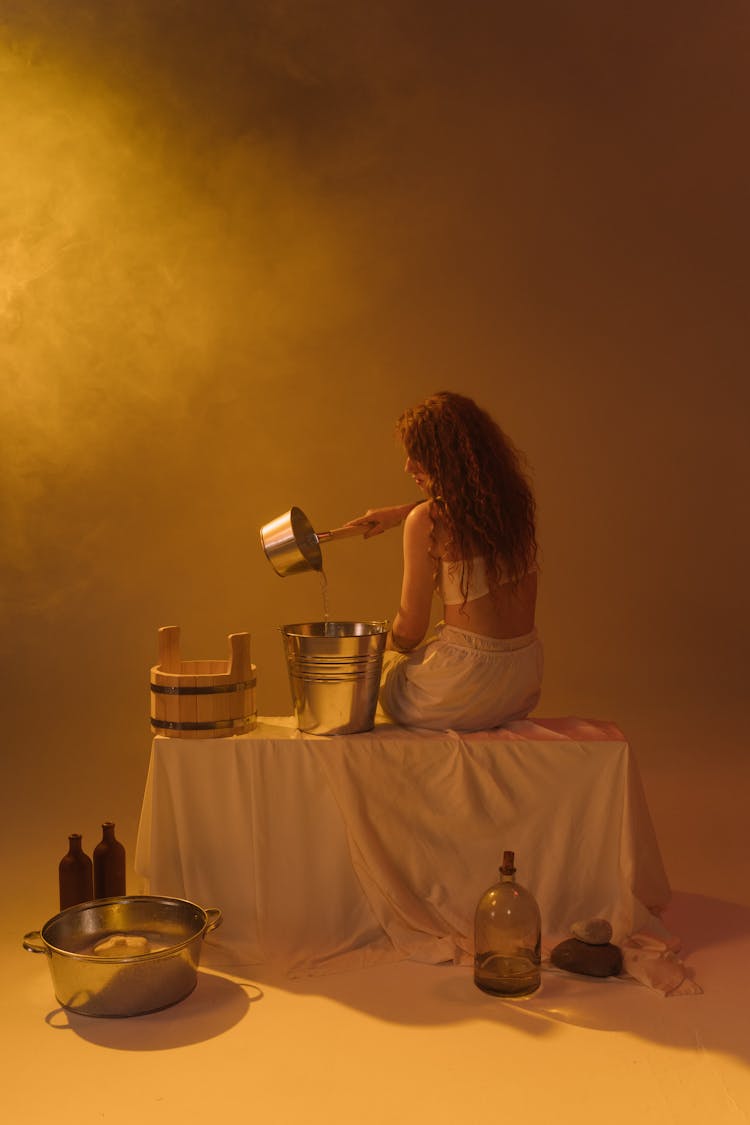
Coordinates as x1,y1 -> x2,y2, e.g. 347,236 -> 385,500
260,507 -> 372,577
282,621 -> 388,734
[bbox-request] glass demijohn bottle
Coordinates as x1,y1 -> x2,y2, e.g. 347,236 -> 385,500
58,833 -> 94,911
474,850 -> 541,996
93,821 -> 127,898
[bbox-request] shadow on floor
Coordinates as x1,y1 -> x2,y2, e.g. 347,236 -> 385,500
34,892 -> 749,1062
43,971 -> 263,1050
210,891 -> 750,1064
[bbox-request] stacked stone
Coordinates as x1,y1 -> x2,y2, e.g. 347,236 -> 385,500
550,917 -> 623,977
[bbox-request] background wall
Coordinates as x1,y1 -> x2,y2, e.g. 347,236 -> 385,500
2,2 -> 748,905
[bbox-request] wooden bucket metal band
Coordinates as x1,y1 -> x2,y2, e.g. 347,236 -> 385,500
151,713 -> 257,731
150,678 -> 257,696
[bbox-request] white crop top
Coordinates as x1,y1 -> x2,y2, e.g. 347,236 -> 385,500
440,556 -> 533,605
439,557 -> 490,605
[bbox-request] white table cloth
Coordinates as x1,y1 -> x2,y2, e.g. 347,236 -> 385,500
134,715 -> 671,976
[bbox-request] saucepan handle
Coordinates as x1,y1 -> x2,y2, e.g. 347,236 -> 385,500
23,931 -> 47,954
318,521 -> 376,543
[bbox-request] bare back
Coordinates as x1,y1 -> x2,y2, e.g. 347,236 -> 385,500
442,570 -> 537,637
434,514 -> 537,639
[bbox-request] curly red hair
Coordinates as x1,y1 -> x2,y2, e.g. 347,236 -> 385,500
397,392 -> 537,596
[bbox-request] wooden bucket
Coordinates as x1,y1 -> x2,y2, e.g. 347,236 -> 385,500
150,626 -> 257,739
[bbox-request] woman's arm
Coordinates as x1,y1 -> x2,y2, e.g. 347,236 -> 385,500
344,502 -> 423,539
388,503 -> 435,652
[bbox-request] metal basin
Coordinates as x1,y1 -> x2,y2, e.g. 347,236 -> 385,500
23,895 -> 222,1018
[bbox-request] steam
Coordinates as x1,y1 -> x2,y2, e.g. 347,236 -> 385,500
0,3 -> 394,596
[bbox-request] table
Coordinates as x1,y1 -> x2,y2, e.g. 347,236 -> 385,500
134,715 -> 671,977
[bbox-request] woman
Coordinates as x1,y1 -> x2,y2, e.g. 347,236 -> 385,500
347,391 -> 542,731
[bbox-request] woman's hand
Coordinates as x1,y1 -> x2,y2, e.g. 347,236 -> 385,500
343,503 -> 421,539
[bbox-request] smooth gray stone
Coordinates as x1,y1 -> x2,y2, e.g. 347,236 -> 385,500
570,917 -> 613,945
550,937 -> 623,977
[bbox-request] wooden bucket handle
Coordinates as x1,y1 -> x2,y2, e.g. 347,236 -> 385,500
157,626 -> 251,676
157,625 -> 181,672
228,632 -> 251,676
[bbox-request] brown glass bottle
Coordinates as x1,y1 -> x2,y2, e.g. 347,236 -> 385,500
93,821 -> 127,898
474,850 -> 541,997
58,834 -> 94,911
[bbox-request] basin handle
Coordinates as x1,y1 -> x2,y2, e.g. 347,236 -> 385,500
204,909 -> 223,934
22,931 -> 47,954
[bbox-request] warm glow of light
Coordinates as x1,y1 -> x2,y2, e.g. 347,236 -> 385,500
0,27 -> 359,577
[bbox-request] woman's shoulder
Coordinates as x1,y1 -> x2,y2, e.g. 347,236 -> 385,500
404,501 -> 442,556
404,500 -> 432,529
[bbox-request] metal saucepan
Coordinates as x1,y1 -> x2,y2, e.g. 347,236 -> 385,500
23,895 -> 222,1018
260,506 -> 371,577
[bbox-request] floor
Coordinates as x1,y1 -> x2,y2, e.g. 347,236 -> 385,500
4,707 -> 749,1125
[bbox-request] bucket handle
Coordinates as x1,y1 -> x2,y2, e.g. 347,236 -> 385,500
157,625 -> 181,673
228,634 -> 251,678
23,931 -> 47,954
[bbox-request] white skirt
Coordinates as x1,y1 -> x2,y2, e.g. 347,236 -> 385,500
379,622 -> 543,732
